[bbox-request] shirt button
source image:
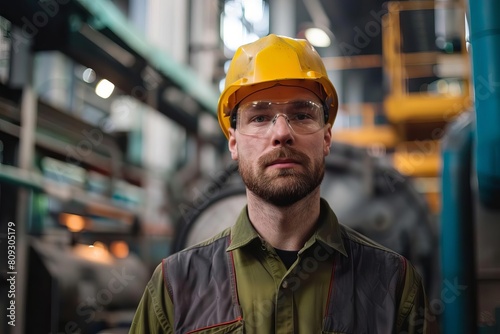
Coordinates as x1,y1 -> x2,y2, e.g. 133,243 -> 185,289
282,280 -> 288,289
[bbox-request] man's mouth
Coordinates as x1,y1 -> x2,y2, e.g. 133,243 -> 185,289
259,147 -> 309,169
267,158 -> 300,168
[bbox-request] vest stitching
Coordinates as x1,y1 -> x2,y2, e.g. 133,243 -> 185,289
162,258 -> 174,301
324,253 -> 337,317
185,316 -> 243,334
395,257 -> 407,328
227,237 -> 243,318
322,252 -> 337,331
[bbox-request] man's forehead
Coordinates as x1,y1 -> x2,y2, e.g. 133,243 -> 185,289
240,85 -> 322,104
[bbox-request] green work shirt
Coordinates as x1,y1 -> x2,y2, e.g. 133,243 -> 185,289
129,199 -> 438,333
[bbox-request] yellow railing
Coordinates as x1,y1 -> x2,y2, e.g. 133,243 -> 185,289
383,1 -> 471,123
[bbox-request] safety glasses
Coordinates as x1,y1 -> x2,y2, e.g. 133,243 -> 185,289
234,100 -> 326,136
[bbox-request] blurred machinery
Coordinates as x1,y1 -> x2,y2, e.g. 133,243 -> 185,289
320,0 -> 500,332
26,238 -> 148,333
440,0 -> 500,333
0,1 -> 219,333
329,0 -> 471,216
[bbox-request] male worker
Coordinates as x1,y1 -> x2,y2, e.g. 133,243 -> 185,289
129,34 -> 438,333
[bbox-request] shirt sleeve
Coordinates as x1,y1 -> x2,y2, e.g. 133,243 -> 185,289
129,263 -> 174,334
396,259 -> 440,334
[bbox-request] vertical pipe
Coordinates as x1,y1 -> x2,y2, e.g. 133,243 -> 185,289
468,0 -> 500,209
269,0 -> 296,36
440,112 -> 476,334
12,26 -> 37,334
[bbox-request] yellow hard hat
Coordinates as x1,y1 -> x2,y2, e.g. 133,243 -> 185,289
217,34 -> 338,138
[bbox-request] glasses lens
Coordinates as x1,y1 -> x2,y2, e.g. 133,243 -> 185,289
236,100 -> 324,136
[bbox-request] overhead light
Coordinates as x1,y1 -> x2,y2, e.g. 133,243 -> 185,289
300,0 -> 333,48
304,27 -> 331,47
82,68 -> 96,83
95,79 -> 115,99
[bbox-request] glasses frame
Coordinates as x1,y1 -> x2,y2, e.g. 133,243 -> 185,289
231,99 -> 329,136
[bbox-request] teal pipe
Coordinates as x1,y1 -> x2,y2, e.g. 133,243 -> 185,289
468,0 -> 500,209
440,112 -> 476,334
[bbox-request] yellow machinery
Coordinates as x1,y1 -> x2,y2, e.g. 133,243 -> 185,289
332,0 -> 471,214
383,1 -> 471,123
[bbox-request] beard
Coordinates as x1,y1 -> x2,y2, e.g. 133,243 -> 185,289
238,146 -> 325,207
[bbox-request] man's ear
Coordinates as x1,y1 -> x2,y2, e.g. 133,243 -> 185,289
323,124 -> 332,156
228,128 -> 239,160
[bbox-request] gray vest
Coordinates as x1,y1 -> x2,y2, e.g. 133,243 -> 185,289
163,234 -> 406,334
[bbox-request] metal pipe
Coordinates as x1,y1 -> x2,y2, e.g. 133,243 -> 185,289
13,27 -> 38,334
468,0 -> 500,209
440,112 -> 476,334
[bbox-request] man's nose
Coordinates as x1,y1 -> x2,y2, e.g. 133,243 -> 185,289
269,114 -> 294,145
272,114 -> 294,131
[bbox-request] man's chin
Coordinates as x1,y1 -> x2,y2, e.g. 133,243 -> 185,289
258,180 -> 312,207
264,174 -> 303,189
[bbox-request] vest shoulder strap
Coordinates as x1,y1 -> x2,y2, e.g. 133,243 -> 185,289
163,235 -> 242,334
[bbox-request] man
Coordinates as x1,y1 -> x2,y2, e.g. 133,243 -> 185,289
130,34 -> 438,333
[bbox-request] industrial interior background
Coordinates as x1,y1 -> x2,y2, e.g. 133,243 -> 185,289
0,0 -> 499,333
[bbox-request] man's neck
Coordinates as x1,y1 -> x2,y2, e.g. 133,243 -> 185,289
246,188 -> 321,251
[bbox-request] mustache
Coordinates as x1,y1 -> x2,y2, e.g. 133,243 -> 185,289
259,147 -> 310,167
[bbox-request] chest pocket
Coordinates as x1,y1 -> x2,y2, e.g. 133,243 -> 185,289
188,320 -> 244,334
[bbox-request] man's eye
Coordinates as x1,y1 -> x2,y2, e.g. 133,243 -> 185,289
251,115 -> 270,123
294,113 -> 312,120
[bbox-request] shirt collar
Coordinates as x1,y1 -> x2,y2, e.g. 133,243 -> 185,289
226,198 -> 347,257
304,198 -> 347,257
226,207 -> 260,251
